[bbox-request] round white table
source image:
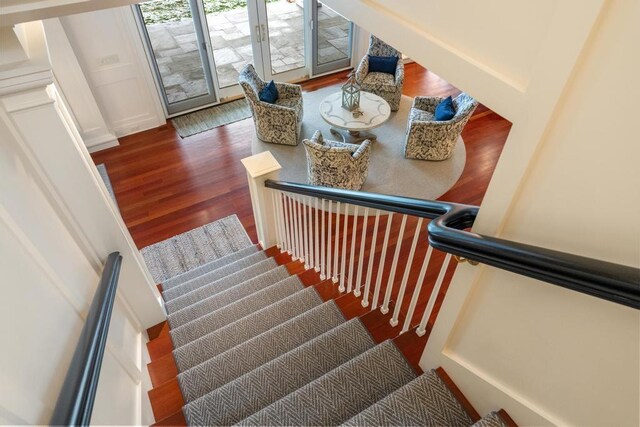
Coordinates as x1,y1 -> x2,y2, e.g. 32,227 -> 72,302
319,91 -> 391,143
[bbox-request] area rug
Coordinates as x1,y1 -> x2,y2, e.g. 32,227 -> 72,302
140,214 -> 253,283
172,99 -> 252,138
251,85 -> 466,201
96,163 -> 119,209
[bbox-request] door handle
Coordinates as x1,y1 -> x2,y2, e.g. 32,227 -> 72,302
261,24 -> 266,41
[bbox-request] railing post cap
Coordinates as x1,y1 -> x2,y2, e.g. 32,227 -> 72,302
241,151 -> 282,178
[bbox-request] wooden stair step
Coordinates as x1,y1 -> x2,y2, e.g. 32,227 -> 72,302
152,409 -> 187,426
148,353 -> 179,388
148,378 -> 184,422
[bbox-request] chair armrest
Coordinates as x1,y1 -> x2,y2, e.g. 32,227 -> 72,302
275,82 -> 302,98
394,59 -> 405,87
412,96 -> 444,112
355,56 -> 369,84
258,100 -> 297,115
352,140 -> 371,159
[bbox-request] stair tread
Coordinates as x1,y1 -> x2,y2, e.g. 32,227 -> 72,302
178,300 -> 346,402
170,275 -> 304,348
166,258 -> 279,316
238,340 -> 417,426
343,369 -> 474,427
142,215 -> 253,284
168,263 -> 288,329
184,318 -> 375,426
161,245 -> 259,291
163,250 -> 267,302
173,286 -> 323,372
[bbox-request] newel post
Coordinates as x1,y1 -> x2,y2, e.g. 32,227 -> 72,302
241,151 -> 282,249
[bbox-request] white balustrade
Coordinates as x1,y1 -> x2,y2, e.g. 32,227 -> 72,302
391,218 -> 424,326
372,212 -> 394,309
333,201 -> 341,284
417,253 -> 452,336
362,210 -> 381,307
381,214 -> 407,314
403,245 -> 433,333
339,202 -> 349,292
354,208 -> 369,297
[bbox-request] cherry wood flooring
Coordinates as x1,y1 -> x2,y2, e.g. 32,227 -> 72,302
92,63 -> 512,425
91,63 -> 510,249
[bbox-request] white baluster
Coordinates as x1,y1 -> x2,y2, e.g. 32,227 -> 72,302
274,191 -> 283,249
327,200 -> 333,280
297,196 -> 305,263
347,205 -> 359,293
270,191 -> 280,249
362,210 -> 381,307
289,195 -> 298,259
390,218 -> 424,326
403,245 -> 433,333
372,212 -> 394,309
339,202 -> 348,292
417,253 -> 452,337
381,214 -> 408,314
333,200 -> 341,283
354,207 -> 369,297
314,197 -> 320,272
283,193 -> 293,255
307,197 -> 314,270
277,192 -> 286,251
302,196 -> 309,268
320,199 -> 326,279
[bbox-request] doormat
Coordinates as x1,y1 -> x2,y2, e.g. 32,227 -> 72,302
171,99 -> 252,138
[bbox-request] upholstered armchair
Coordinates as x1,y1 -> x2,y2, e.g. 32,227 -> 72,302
403,93 -> 478,161
238,64 -> 303,146
303,131 -> 372,190
355,35 -> 404,111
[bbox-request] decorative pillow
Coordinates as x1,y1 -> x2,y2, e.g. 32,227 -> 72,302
259,80 -> 279,103
368,55 -> 398,75
435,96 -> 456,121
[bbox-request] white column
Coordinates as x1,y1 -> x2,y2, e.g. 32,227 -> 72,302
241,151 -> 282,249
42,18 -> 118,152
0,22 -> 164,328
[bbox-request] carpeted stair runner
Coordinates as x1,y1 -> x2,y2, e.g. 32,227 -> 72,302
173,286 -> 323,371
472,411 -> 510,427
166,258 -> 280,315
343,369 -> 474,426
162,245 -> 259,291
147,215 -> 511,426
163,250 -> 266,302
170,275 -> 304,347
141,214 -> 251,283
183,318 -> 375,426
178,300 -> 347,402
238,340 -> 417,426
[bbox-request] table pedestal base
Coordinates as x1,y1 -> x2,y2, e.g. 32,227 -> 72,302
329,127 -> 377,144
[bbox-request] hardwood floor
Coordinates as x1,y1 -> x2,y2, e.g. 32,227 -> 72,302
93,64 -> 511,424
91,63 -> 511,249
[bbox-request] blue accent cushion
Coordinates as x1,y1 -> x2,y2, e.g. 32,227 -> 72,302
435,96 -> 456,121
259,80 -> 279,103
368,55 -> 398,75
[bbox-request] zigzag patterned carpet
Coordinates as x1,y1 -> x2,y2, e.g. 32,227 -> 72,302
148,215 -> 503,426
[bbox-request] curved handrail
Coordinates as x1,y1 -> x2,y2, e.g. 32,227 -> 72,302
265,180 -> 640,309
50,252 -> 122,426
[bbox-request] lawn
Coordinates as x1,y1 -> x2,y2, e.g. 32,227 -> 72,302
140,0 -> 278,24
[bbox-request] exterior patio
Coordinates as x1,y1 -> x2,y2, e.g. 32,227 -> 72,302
144,1 -> 350,104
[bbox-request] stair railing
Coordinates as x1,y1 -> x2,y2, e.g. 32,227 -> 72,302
50,252 -> 122,426
242,154 -> 639,336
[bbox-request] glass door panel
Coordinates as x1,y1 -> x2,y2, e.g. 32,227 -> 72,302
258,0 -> 309,82
136,0 -> 217,115
312,1 -> 352,75
203,0 -> 257,94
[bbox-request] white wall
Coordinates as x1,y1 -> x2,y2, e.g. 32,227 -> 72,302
0,22 -> 163,424
421,0 -> 640,425
60,6 -> 165,137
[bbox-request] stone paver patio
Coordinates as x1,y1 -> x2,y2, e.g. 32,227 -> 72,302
146,1 -> 350,104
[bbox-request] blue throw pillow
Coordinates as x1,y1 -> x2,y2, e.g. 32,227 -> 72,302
259,80 -> 279,103
368,55 -> 398,75
435,96 -> 456,121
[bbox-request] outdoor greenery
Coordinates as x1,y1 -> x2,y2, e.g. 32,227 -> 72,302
140,0 -> 278,24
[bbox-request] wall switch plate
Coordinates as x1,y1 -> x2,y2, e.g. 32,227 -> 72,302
98,54 -> 120,66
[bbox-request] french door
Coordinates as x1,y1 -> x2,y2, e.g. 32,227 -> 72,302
136,0 -> 353,116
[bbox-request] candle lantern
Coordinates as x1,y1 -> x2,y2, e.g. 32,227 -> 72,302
341,72 -> 361,111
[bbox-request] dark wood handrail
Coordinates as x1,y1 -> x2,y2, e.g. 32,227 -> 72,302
265,180 -> 640,309
50,252 -> 122,426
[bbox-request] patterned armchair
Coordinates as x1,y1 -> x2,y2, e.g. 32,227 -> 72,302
355,35 -> 404,111
303,131 -> 372,190
404,93 -> 478,161
239,64 -> 303,146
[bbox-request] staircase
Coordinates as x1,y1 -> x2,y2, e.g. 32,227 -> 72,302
145,216 -> 515,426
